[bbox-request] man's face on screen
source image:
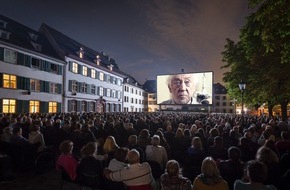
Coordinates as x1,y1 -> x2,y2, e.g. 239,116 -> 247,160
168,74 -> 195,104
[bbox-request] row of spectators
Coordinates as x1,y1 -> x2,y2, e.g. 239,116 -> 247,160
0,112 -> 290,189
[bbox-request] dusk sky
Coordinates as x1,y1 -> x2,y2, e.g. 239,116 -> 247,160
1,0 -> 251,84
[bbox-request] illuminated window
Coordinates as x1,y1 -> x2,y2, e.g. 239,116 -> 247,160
91,69 -> 96,78
2,99 -> 16,113
50,83 -> 58,93
112,90 -> 116,98
82,66 -> 87,76
3,74 -> 16,89
79,47 -> 84,58
49,102 -> 57,113
107,89 -> 111,97
30,79 -> 40,91
72,62 -> 78,73
4,49 -> 17,64
81,101 -> 86,112
29,100 -> 40,113
99,87 -> 103,96
99,72 -> 104,81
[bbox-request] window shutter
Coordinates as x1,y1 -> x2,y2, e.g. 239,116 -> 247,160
67,100 -> 72,112
68,61 -> 73,71
57,84 -> 62,94
0,73 -> 3,88
46,61 -> 51,72
0,99 -> 2,113
87,68 -> 91,77
16,100 -> 29,113
57,102 -> 61,113
40,60 -> 45,71
17,53 -> 25,66
40,81 -> 45,92
97,86 -> 100,95
68,80 -> 72,92
87,84 -> 91,94
40,101 -> 48,113
0,47 -> 4,61
24,55 -> 31,67
77,101 -> 82,112
96,71 -> 100,79
78,65 -> 83,74
103,88 -> 107,96
104,74 -> 107,81
17,76 -> 24,90
78,83 -> 83,93
58,65 -> 63,75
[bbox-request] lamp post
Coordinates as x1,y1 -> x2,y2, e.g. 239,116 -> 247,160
238,81 -> 246,115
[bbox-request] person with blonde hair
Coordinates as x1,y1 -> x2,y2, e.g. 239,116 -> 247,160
192,157 -> 229,190
103,136 -> 119,166
160,160 -> 192,190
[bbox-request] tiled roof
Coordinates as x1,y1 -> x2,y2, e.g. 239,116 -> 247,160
213,83 -> 227,94
143,80 -> 157,93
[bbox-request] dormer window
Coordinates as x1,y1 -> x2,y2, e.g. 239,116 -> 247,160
28,32 -> 38,41
126,78 -> 129,83
30,42 -> 42,51
79,47 -> 84,58
0,29 -> 10,39
0,20 -> 7,28
108,64 -> 113,71
135,82 -> 138,86
95,55 -> 101,65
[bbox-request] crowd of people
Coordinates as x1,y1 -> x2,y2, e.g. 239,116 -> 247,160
0,112 -> 290,190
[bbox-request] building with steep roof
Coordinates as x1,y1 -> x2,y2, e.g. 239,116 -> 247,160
212,83 -> 235,113
0,15 -> 64,113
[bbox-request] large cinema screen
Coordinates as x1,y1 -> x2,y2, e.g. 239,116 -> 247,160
157,71 -> 213,105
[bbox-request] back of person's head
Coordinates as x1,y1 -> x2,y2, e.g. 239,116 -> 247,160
103,136 -> 119,153
191,136 -> 203,150
201,157 -> 220,178
139,129 -> 150,138
126,149 -> 140,164
128,135 -> 138,145
214,136 -> 223,146
151,135 -> 160,146
281,131 -> 289,140
114,147 -> 129,162
256,146 -> 279,165
228,146 -> 241,161
81,142 -> 98,157
12,126 -> 21,135
29,124 -> 40,132
247,160 -> 268,183
209,128 -> 219,137
59,140 -> 73,154
166,160 -> 180,177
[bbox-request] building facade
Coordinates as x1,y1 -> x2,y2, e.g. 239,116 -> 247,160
212,83 -> 235,113
0,15 -> 64,113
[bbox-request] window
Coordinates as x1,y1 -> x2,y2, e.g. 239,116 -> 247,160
71,100 -> 77,112
50,64 -> 58,73
4,49 -> 17,64
72,62 -> 78,73
223,96 -> 227,100
91,85 -> 96,94
99,87 -> 103,96
222,102 -> 227,106
30,79 -> 40,91
131,98 -> 134,103
215,96 -> 220,100
107,89 -> 111,97
99,72 -> 104,81
3,74 -> 16,89
91,69 -> 96,78
82,66 -> 87,76
0,20 -> 7,28
135,89 -> 138,94
82,83 -> 87,93
117,91 -> 121,99
89,102 -> 95,112
72,80 -> 78,92
29,100 -> 40,113
2,99 -> 16,113
0,30 -> 10,39
131,88 -> 134,93
81,101 -> 86,112
50,83 -> 58,93
112,90 -> 116,98
31,57 -> 41,69
49,102 -> 57,113
28,32 -> 38,41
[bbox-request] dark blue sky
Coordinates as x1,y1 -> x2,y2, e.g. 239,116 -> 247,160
1,0 -> 251,84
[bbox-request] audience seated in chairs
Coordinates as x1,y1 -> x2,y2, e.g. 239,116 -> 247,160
160,159 -> 192,190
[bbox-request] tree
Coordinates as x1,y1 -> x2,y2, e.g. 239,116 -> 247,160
221,0 -> 290,119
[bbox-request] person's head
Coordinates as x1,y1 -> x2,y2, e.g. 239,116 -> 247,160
81,142 -> 98,157
256,146 -> 279,165
151,135 -> 160,146
201,157 -> 220,178
227,146 -> 241,161
165,160 -> 181,177
246,160 -> 268,183
128,135 -> 138,145
103,136 -> 119,153
167,73 -> 196,104
12,126 -> 22,135
59,140 -> 73,154
191,136 -> 203,150
114,147 -> 129,162
126,149 -> 140,164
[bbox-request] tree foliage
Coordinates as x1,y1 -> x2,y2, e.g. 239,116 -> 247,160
221,0 -> 290,118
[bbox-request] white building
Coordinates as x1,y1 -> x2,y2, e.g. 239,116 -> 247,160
0,15 -> 64,113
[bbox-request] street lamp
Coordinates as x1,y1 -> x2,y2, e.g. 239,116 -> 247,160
238,81 -> 246,114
